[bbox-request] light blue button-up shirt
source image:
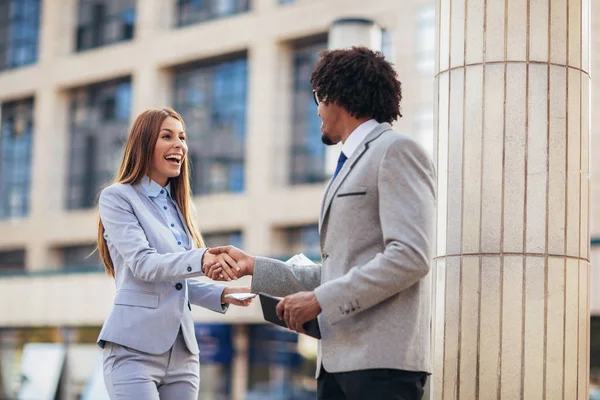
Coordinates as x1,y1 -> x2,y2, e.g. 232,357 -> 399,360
140,178 -> 189,250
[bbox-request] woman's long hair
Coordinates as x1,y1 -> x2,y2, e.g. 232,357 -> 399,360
97,108 -> 205,278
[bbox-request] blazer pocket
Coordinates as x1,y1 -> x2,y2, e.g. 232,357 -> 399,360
337,186 -> 368,198
114,289 -> 159,309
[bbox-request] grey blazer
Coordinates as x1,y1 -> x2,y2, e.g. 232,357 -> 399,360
251,123 -> 436,375
97,182 -> 226,355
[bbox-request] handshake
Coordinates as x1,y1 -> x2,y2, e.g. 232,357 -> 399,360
202,245 -> 255,281
203,245 -> 322,334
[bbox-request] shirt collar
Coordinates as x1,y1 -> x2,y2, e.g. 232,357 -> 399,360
140,177 -> 171,198
341,119 -> 380,158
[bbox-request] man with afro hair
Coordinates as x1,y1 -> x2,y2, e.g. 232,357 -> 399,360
207,46 -> 436,400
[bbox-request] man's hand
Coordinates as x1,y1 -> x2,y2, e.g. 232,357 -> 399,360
221,287 -> 255,307
202,251 -> 240,281
206,246 -> 255,281
276,291 -> 321,334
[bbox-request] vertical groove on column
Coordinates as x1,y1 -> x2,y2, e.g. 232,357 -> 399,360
434,1 -> 442,396
457,258 -> 463,400
576,4 -> 583,396
497,0 -> 510,393
543,1 -> 552,397
457,0 -> 468,394
521,0 -> 531,396
434,258 -> 447,400
562,258 -> 567,398
576,260 -> 580,400
497,258 -> 504,400
520,255 -> 527,400
562,2 -> 570,396
447,0 -> 457,386
476,257 -> 482,400
444,258 -> 461,400
497,0 -> 508,392
442,257 -> 448,400
445,1 -> 454,396
477,0 -> 488,396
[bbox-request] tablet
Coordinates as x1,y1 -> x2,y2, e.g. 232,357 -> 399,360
258,292 -> 321,339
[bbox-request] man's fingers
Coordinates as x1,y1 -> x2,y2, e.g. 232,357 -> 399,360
222,253 -> 241,274
276,300 -> 285,320
217,257 -> 236,281
283,308 -> 292,330
295,320 -> 306,334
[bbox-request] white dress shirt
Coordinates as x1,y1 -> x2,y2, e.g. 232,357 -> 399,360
341,119 -> 380,158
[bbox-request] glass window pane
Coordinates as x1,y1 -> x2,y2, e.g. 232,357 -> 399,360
61,244 -> 101,269
0,0 -> 40,70
173,57 -> 248,195
290,40 -> 327,185
67,78 -> 132,210
0,97 -> 34,219
0,249 -> 25,270
75,0 -> 135,52
176,0 -> 249,27
283,224 -> 320,259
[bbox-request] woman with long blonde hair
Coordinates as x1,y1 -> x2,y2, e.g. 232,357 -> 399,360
97,108 -> 251,399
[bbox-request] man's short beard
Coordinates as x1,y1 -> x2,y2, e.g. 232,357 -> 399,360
321,134 -> 335,146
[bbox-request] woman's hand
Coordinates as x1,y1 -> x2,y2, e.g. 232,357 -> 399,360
205,246 -> 255,281
202,250 -> 240,281
221,287 -> 255,307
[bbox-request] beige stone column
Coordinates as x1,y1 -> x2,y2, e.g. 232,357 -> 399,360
432,1 -> 591,399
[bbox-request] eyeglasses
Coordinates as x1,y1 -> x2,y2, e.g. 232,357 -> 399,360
312,89 -> 319,106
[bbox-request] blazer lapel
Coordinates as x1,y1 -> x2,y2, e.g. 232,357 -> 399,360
318,123 -> 392,228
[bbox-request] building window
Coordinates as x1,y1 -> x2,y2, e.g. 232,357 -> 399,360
414,106 -> 434,157
62,244 -> 101,269
0,98 -> 34,220
173,56 -> 248,195
290,40 -> 327,185
76,0 -> 135,52
204,231 -> 242,249
416,5 -> 435,75
176,0 -> 250,27
0,249 -> 25,271
0,0 -> 41,70
285,224 -> 320,259
67,77 -> 132,209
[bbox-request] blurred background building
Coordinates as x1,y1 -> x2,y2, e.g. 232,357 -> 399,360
0,0 -> 597,399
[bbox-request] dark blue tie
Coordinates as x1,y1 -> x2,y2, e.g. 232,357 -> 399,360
333,151 -> 347,180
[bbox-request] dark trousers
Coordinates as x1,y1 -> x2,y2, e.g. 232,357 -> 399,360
317,365 -> 427,400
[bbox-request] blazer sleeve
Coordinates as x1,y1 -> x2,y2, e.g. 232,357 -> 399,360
251,257 -> 322,297
187,279 -> 228,314
314,137 -> 437,325
99,187 -> 206,282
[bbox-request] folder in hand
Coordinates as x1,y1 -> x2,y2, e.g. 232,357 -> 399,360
258,292 -> 322,339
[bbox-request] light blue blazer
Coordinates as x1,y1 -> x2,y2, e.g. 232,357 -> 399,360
97,182 -> 226,355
